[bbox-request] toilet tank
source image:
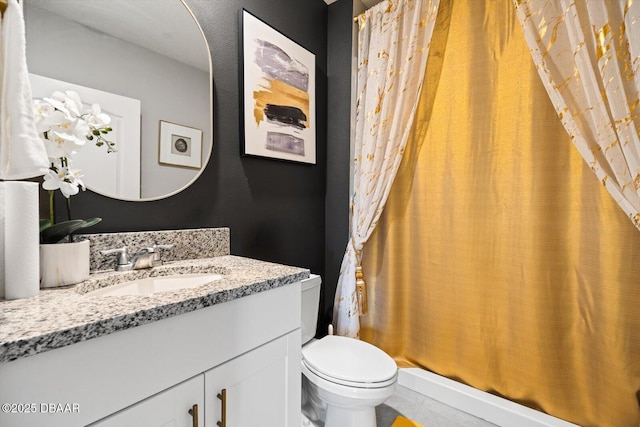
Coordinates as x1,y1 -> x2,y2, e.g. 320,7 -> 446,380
301,274 -> 321,345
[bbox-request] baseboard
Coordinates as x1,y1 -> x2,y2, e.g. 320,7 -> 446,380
398,368 -> 579,427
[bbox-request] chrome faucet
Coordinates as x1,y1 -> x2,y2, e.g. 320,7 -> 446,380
100,244 -> 174,272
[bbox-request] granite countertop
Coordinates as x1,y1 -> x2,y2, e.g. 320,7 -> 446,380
0,256 -> 309,363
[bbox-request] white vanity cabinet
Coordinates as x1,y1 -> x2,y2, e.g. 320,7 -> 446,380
204,334 -> 296,427
92,333 -> 299,427
0,282 -> 302,427
89,375 -> 204,427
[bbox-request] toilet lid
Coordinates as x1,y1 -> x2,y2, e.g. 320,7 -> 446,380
302,335 -> 397,386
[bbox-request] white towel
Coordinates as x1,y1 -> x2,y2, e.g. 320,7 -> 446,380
0,0 -> 49,180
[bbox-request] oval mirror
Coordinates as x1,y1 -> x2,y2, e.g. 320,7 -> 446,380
24,0 -> 212,201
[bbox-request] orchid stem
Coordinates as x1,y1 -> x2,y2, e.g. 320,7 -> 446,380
49,190 -> 55,225
66,197 -> 73,243
66,197 -> 72,221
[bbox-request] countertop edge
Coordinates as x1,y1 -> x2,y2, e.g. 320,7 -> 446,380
0,260 -> 310,363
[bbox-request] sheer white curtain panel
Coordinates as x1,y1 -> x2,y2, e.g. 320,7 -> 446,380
514,0 -> 640,229
334,0 -> 440,338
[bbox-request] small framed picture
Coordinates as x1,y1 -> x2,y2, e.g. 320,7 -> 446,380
158,121 -> 203,169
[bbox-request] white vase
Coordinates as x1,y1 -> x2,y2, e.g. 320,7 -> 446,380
40,239 -> 90,288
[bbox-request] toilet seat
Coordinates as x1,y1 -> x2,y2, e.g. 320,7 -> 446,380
302,335 -> 397,389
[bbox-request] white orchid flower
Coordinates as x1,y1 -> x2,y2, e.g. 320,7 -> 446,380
35,90 -> 114,213
46,90 -> 82,118
86,104 -> 111,127
70,118 -> 91,143
33,99 -> 55,119
42,166 -> 82,198
34,103 -> 64,134
68,168 -> 85,191
43,129 -> 84,158
64,91 -> 83,117
43,95 -> 71,118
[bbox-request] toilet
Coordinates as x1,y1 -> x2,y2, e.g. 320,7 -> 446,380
301,275 -> 398,427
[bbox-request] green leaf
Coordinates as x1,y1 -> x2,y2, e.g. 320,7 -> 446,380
81,217 -> 102,229
68,217 -> 102,243
40,218 -> 102,244
40,220 -> 85,244
39,219 -> 52,233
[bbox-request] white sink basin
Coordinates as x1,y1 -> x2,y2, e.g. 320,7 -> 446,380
86,273 -> 224,297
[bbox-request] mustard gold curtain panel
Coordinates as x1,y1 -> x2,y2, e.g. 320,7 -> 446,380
359,0 -> 640,426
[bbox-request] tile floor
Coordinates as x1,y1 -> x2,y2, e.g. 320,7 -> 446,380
376,385 -> 499,427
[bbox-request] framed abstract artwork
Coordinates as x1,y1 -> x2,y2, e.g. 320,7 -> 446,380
240,9 -> 316,164
158,120 -> 203,169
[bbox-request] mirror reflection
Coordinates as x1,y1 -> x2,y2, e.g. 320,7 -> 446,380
24,0 -> 212,201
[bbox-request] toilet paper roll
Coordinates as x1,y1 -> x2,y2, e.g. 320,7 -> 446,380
4,181 -> 40,300
0,183 -> 5,299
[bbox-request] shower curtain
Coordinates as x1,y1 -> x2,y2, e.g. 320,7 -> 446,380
515,0 -> 640,231
359,0 -> 640,426
333,0 -> 440,337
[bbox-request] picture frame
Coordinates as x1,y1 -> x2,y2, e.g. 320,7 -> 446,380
240,9 -> 316,164
158,120 -> 203,169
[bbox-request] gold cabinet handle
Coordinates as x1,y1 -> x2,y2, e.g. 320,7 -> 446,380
216,389 -> 227,427
188,404 -> 199,427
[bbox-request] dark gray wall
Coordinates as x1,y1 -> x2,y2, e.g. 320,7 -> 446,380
323,0 -> 354,335
63,0 -> 328,285
50,0 -> 358,338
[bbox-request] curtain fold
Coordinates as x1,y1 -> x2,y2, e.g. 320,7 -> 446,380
514,0 -> 640,230
360,0 -> 640,425
333,0 -> 440,337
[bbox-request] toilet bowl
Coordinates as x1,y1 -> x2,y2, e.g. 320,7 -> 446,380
300,276 -> 397,427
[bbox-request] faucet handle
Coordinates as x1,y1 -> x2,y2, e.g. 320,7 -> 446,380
150,243 -> 174,266
100,246 -> 131,267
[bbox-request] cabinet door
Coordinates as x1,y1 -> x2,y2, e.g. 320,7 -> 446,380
205,333 -> 299,427
90,375 -> 204,427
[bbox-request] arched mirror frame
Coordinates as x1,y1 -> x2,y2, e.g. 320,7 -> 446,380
24,0 -> 213,202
